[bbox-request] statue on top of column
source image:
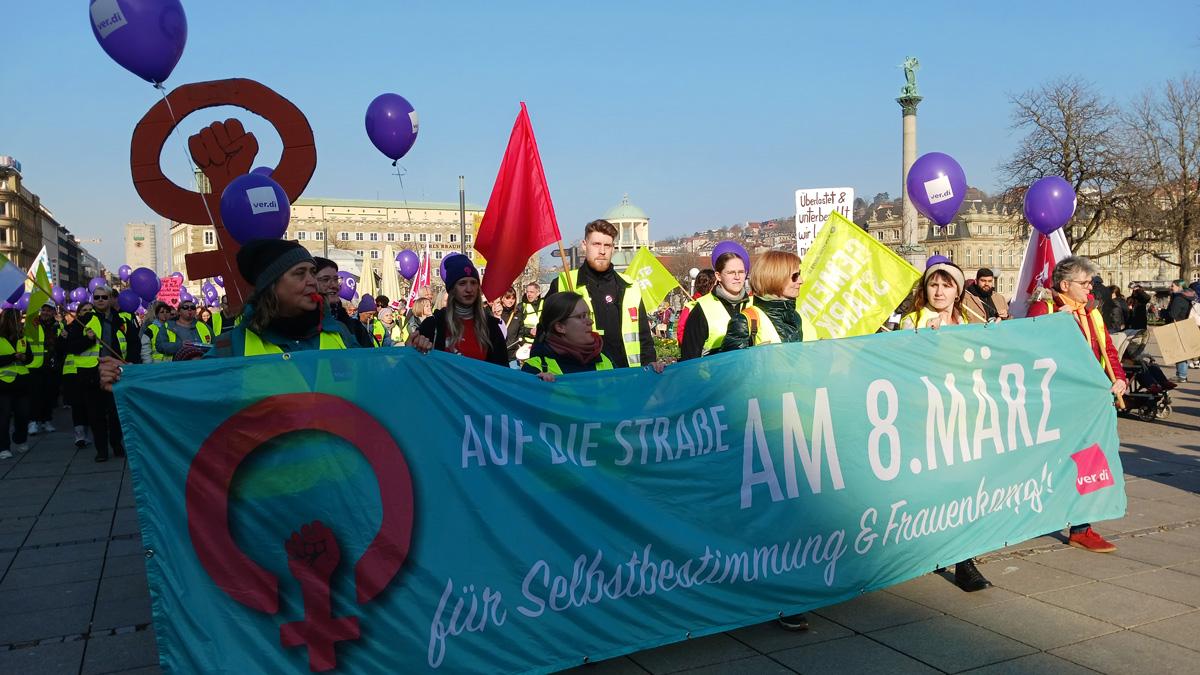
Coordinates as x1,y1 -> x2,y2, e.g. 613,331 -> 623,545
900,56 -> 920,97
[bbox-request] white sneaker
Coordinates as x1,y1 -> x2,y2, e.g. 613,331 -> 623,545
0,450 -> 12,460
41,422 -> 56,433
14,443 -> 28,453
27,422 -> 38,435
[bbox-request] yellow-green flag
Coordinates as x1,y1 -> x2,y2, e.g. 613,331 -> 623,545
795,212 -> 920,340
626,246 -> 682,311
24,262 -> 51,341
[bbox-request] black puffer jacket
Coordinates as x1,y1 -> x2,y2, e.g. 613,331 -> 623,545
722,296 -> 803,350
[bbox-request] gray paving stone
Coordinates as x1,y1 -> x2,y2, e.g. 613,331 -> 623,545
1051,629 -> 1200,674
97,573 -> 149,603
4,462 -> 69,478
1111,533 -> 1200,567
0,603 -> 92,645
0,516 -> 36,535
675,655 -> 793,674
0,501 -> 47,518
560,656 -> 650,675
771,635 -> 939,675
1035,581 -> 1194,628
961,652 -> 1102,674
1131,610 -> 1200,652
869,615 -> 1036,673
11,541 -> 106,568
725,614 -> 852,654
23,523 -> 109,546
1105,498 -> 1200,533
1030,547 -> 1157,580
112,508 -> 140,537
813,590 -> 942,633
102,554 -> 146,579
0,579 -> 98,614
1168,559 -> 1200,577
628,633 -> 756,674
0,556 -> 104,590
106,538 -> 146,557
90,594 -> 153,631
81,629 -> 159,675
33,511 -> 113,531
975,559 -> 1094,596
1106,568 -> 1200,607
885,571 -> 1021,614
0,640 -> 85,675
959,596 -> 1121,650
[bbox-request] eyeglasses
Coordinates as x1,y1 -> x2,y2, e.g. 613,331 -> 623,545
1070,279 -> 1093,288
179,305 -> 196,311
720,270 -> 747,277
92,294 -> 109,300
566,311 -> 593,323
315,275 -> 339,284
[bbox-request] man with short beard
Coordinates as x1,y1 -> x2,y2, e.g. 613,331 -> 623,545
963,268 -> 1008,322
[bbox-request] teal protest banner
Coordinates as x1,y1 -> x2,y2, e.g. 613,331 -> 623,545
116,312 -> 1124,673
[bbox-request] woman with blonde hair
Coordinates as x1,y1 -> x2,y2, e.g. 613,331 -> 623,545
723,249 -> 804,349
409,254 -> 507,366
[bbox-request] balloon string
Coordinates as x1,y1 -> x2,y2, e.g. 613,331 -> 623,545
156,84 -> 219,235
392,164 -> 415,229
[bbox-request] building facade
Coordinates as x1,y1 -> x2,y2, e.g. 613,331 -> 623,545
169,197 -> 548,292
124,222 -> 158,273
0,157 -> 102,288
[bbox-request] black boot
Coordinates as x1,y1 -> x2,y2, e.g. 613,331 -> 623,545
954,559 -> 990,592
777,613 -> 809,631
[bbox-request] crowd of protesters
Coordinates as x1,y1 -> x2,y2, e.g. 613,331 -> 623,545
17,219 -> 1196,626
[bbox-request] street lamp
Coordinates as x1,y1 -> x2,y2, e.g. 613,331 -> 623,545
689,267 -> 699,296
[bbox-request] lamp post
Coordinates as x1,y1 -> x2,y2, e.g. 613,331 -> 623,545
689,267 -> 700,296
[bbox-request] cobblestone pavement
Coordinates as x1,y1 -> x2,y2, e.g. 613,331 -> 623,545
2,382 -> 1198,674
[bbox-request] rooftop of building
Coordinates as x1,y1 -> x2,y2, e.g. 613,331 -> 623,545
603,194 -> 648,221
294,197 -> 485,211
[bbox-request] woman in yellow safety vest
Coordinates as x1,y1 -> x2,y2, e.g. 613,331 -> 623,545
723,250 -> 805,349
61,304 -> 90,448
898,259 -> 992,593
900,261 -> 972,330
679,250 -> 750,360
0,309 -> 33,459
521,292 -> 615,381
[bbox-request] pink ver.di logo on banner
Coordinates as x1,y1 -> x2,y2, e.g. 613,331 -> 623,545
1071,444 -> 1115,495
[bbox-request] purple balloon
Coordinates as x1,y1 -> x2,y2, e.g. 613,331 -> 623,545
1023,176 -> 1076,235
51,286 -> 66,305
201,281 -> 219,304
70,287 -> 89,303
16,292 -> 30,311
117,289 -> 141,313
88,277 -> 107,293
906,152 -> 967,226
213,275 -> 224,288
219,173 -> 291,245
711,241 -> 750,273
396,249 -> 420,279
365,93 -> 419,162
89,0 -> 187,85
179,289 -> 194,304
118,264 -> 132,281
67,301 -> 80,312
129,267 -> 160,301
250,166 -> 273,177
337,271 -> 358,301
925,254 -> 951,268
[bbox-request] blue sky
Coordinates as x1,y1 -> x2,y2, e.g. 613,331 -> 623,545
6,1 -> 1198,268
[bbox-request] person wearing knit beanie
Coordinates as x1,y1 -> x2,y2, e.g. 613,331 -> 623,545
900,260 -> 970,331
236,239 -> 315,294
406,253 -> 507,365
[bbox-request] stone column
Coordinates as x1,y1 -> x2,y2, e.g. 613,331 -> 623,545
897,94 -> 924,267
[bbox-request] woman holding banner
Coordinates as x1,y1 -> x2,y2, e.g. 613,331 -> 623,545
899,261 -> 992,592
680,251 -> 750,360
522,292 -> 613,380
723,250 -> 804,348
408,254 -> 508,366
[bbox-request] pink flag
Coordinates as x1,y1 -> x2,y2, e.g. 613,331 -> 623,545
406,243 -> 432,309
1009,229 -> 1072,318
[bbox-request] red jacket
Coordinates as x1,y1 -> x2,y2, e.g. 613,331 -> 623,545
1027,295 -> 1126,381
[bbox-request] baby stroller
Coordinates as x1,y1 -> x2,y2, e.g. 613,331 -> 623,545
1118,330 -> 1174,421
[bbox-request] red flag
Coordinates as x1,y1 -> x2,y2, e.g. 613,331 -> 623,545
475,103 -> 562,300
1025,232 -> 1056,294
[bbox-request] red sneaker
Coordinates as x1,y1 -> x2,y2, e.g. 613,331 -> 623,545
1068,527 -> 1117,553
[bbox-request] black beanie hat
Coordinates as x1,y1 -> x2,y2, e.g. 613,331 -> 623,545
236,240 -> 314,293
442,253 -> 479,289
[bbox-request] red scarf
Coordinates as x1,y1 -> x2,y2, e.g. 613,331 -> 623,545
546,332 -> 603,365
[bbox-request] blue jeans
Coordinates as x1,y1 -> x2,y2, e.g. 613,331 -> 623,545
1176,361 -> 1189,381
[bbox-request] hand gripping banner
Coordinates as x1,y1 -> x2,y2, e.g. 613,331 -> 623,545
116,312 -> 1124,673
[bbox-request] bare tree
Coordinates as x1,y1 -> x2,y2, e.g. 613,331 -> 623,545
1000,77 -> 1134,252
1123,74 -> 1200,279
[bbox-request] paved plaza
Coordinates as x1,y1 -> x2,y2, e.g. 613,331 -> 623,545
1,383 -> 1199,674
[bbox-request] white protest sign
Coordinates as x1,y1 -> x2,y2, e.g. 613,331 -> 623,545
795,187 -> 854,260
